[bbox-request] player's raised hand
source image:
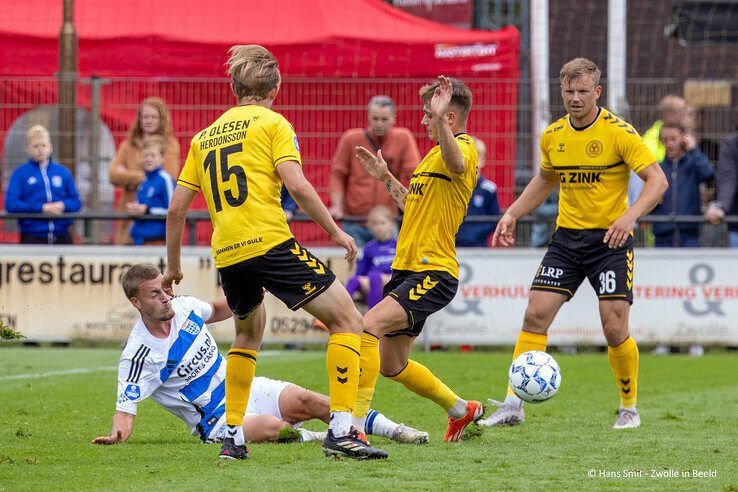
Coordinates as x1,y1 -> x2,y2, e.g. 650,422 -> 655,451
92,429 -> 123,445
492,214 -> 517,247
604,213 -> 635,249
430,75 -> 452,119
331,229 -> 358,262
162,269 -> 183,296
356,147 -> 389,180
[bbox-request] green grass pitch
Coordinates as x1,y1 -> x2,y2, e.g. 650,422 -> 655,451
0,346 -> 736,490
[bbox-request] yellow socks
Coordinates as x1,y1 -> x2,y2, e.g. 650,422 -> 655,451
608,336 -> 639,408
326,332 -> 361,413
353,332 -> 380,420
389,359 -> 459,411
225,348 -> 258,426
507,331 -> 548,397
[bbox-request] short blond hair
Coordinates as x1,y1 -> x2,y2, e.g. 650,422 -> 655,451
227,45 -> 281,101
470,136 -> 487,155
560,58 -> 601,87
419,78 -> 473,120
26,124 -> 51,144
142,135 -> 166,156
367,205 -> 395,223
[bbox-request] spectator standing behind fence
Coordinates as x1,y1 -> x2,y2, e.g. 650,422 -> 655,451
329,95 -> 421,246
642,95 -> 687,163
5,125 -> 82,244
651,123 -> 714,247
126,136 -> 175,245
344,205 -> 397,308
109,98 -> 180,244
633,96 -> 689,204
455,136 -> 500,247
705,126 -> 738,247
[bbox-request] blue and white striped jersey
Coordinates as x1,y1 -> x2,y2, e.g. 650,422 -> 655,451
116,296 -> 226,441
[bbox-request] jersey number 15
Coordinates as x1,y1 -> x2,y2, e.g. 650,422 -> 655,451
203,143 -> 247,212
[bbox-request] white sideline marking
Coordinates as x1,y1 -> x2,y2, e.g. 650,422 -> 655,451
0,350 -> 317,382
0,366 -> 117,381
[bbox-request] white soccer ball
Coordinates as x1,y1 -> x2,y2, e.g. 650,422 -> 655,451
508,350 -> 561,403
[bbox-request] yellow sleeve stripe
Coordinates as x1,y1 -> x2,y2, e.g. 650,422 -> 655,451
275,155 -> 299,165
177,179 -> 200,191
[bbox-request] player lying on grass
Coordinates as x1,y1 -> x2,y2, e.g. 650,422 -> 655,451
92,264 -> 427,446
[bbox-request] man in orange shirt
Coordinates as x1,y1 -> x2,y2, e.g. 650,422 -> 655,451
330,95 -> 421,245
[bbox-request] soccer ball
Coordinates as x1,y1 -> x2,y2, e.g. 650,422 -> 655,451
508,350 -> 561,403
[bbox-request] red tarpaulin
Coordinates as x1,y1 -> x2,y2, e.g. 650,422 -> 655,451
0,0 -> 518,79
0,0 -> 519,245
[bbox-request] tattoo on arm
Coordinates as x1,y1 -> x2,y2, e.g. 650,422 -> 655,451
385,177 -> 408,210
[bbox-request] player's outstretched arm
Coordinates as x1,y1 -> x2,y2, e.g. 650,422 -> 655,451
605,162 -> 668,248
492,170 -> 558,246
356,147 -> 408,211
278,160 -> 357,261
92,411 -> 135,445
163,186 -> 197,293
207,299 -> 233,323
431,76 -> 466,174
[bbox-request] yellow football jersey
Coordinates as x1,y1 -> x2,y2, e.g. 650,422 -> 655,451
392,134 -> 478,279
178,105 -> 300,267
540,108 -> 656,230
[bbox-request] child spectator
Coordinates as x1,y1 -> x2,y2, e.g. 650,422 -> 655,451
5,125 -> 82,244
126,136 -> 175,245
345,205 -> 397,308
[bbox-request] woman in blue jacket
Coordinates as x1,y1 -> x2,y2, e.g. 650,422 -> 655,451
5,125 -> 82,244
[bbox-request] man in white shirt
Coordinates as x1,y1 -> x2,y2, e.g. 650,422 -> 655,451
92,264 -> 427,447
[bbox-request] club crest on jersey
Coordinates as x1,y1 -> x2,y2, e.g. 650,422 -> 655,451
124,384 -> 141,400
181,319 -> 201,336
586,140 -> 603,157
473,195 -> 484,207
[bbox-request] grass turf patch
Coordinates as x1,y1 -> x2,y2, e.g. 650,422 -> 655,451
0,347 -> 736,490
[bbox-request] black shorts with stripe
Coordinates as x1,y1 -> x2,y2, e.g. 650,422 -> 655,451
383,269 -> 458,338
531,228 -> 634,303
218,239 -> 336,318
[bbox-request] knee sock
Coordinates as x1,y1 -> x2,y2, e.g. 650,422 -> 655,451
389,359 -> 465,417
326,333 -> 361,436
366,271 -> 384,308
608,336 -> 639,408
507,331 -> 548,398
351,332 -> 380,431
225,348 -> 258,445
365,409 -> 400,438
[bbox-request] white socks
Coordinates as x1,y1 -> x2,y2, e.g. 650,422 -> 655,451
329,411 -> 352,437
226,425 -> 245,446
504,395 -> 523,408
365,409 -> 399,438
447,398 -> 468,419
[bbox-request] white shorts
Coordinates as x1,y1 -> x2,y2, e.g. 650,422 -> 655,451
245,376 -> 291,420
209,376 -> 297,442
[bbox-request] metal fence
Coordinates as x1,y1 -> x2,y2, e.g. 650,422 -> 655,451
1,76 -> 736,245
